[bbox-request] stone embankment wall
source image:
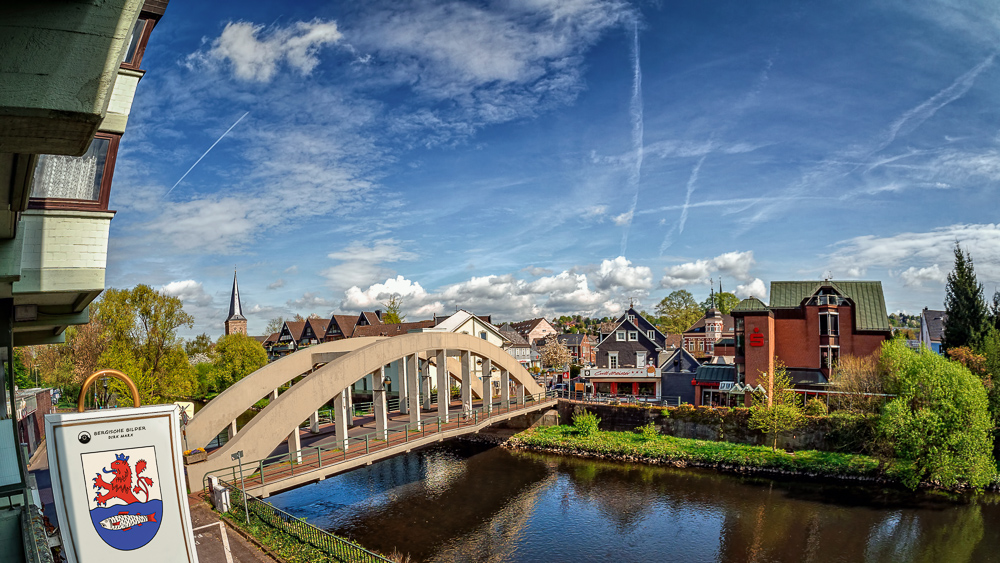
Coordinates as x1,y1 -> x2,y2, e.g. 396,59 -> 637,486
556,400 -> 873,453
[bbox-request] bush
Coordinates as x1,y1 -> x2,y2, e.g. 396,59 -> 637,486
878,339 -> 995,490
573,410 -> 600,436
804,398 -> 828,416
637,422 -> 658,441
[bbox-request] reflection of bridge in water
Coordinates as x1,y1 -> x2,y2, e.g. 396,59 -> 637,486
185,332 -> 555,496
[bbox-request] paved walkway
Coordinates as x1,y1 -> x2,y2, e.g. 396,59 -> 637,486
189,493 -> 280,563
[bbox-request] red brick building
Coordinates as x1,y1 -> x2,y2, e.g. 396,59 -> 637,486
731,281 -> 892,398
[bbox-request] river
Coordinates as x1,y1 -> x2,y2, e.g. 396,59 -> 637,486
265,439 -> 1000,562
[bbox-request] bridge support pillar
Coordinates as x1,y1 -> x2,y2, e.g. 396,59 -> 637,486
406,354 -> 421,430
461,351 -> 473,414
373,367 -> 388,440
346,392 -> 354,428
398,359 -> 409,415
287,429 -> 301,464
270,388 -> 279,401
482,358 -> 492,414
226,419 -> 237,440
436,350 -> 449,422
500,369 -> 510,409
516,382 -> 525,406
309,411 -> 320,434
422,358 -> 433,410
334,389 -> 349,451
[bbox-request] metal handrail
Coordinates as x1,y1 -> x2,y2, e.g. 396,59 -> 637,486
214,478 -> 393,563
204,391 -> 556,491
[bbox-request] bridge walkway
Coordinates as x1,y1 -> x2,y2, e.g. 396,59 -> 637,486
207,392 -> 556,497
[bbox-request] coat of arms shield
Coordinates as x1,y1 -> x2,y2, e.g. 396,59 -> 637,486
81,446 -> 163,550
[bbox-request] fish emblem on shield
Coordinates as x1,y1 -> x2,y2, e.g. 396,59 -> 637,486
81,446 -> 163,550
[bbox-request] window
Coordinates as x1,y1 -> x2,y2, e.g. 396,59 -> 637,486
636,352 -> 646,366
121,18 -> 153,69
819,312 -> 839,336
820,345 -> 840,368
647,330 -> 655,339
616,330 -> 626,341
480,331 -> 488,340
609,352 -> 618,368
628,331 -> 638,341
628,315 -> 636,321
29,133 -> 119,211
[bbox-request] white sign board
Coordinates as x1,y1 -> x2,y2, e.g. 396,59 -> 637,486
44,404 -> 199,563
718,382 -> 734,392
586,367 -> 660,378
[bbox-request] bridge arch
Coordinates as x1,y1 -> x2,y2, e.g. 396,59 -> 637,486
187,332 -> 542,489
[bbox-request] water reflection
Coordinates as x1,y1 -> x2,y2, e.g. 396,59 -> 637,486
267,442 -> 1000,563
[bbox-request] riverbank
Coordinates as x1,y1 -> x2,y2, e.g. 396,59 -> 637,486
506,425 -> 910,486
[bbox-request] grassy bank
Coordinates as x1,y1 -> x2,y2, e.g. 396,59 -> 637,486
508,425 -> 900,483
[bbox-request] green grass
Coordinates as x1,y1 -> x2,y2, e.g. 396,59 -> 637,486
510,425 -> 897,481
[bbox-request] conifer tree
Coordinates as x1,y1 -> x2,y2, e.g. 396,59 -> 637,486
942,244 -> 988,353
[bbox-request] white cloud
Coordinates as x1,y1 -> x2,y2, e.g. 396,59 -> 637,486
267,278 -> 285,290
594,256 -> 652,290
342,275 -> 429,309
322,239 -> 417,290
287,292 -> 338,313
828,223 -> 1000,283
612,211 -> 633,226
659,251 -> 756,289
735,278 -> 767,300
196,19 -> 343,82
899,264 -> 948,287
284,265 -> 299,274
161,280 -> 214,307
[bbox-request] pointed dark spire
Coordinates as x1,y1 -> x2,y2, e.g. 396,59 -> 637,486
227,269 -> 246,321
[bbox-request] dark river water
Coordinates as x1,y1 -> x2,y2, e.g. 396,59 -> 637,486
266,440 -> 1000,563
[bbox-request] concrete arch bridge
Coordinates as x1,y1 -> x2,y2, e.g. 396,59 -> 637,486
185,332 -> 554,496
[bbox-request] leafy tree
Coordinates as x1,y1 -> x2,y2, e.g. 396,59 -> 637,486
655,290 -> 703,334
748,363 -> 804,452
878,339 -> 994,490
265,316 -> 285,335
292,313 -> 305,322
185,333 -> 214,357
382,295 -> 405,324
991,291 -> 1000,332
12,349 -> 31,389
830,353 -> 885,414
540,337 -> 571,368
95,285 -> 196,404
699,291 -> 740,315
943,244 -> 988,353
211,334 -> 269,392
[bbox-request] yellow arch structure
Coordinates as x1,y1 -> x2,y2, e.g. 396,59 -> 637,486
187,332 -> 541,488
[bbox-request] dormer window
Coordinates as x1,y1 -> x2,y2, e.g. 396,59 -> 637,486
647,330 -> 655,339
628,331 -> 638,341
616,330 -> 626,341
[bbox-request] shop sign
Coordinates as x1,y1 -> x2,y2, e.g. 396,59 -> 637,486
587,368 -> 660,378
749,327 -> 765,347
45,405 -> 199,563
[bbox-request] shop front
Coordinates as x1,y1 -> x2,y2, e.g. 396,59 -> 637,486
692,365 -> 739,407
585,367 -> 660,397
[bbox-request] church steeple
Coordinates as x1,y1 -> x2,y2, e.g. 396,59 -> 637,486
224,269 -> 248,336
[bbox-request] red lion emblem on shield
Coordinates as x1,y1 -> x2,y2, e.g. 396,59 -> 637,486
92,453 -> 154,507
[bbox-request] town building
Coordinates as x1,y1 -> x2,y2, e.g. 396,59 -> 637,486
325,314 -> 361,341
588,307 -> 667,397
1,0 -> 170,558
509,317 -> 558,345
224,270 -> 247,336
731,281 -> 892,402
659,348 -> 700,405
499,325 -> 536,369
14,388 -> 55,459
682,299 -> 735,358
537,333 -> 597,366
920,308 -> 947,354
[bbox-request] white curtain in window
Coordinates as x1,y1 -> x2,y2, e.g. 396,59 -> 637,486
31,154 -> 99,200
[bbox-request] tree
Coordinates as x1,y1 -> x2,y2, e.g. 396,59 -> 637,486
699,292 -> 740,315
184,333 -> 214,357
878,338 -> 994,489
748,363 -> 804,452
265,316 -> 285,335
990,291 -> 1000,332
94,285 -> 196,404
943,244 -> 988,353
540,337 -> 571,369
382,295 -> 405,324
655,290 -> 703,334
211,334 -> 269,392
830,353 -> 885,414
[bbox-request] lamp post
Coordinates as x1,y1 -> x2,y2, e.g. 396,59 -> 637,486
232,450 -> 249,523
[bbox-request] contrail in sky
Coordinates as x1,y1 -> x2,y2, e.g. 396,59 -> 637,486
659,154 -> 706,254
165,111 -> 249,196
619,19 -> 644,256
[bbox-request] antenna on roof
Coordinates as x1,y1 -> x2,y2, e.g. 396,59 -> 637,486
823,270 -> 833,282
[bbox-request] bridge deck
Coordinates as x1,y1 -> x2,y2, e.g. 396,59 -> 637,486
210,395 -> 557,497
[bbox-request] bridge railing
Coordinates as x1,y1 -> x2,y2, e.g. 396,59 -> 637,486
204,391 -> 557,492
215,477 -> 393,563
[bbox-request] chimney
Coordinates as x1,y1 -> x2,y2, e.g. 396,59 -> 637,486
375,309 -> 383,320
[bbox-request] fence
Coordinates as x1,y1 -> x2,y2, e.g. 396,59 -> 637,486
553,390 -> 682,407
216,478 -> 393,563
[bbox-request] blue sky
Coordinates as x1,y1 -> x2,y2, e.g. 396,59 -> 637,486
110,0 -> 1000,337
